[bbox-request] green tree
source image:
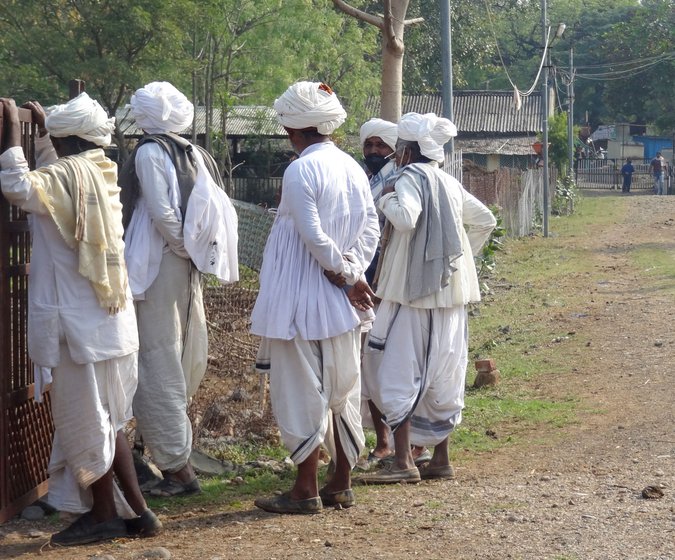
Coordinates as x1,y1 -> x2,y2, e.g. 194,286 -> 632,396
598,0 -> 675,132
0,0 -> 190,154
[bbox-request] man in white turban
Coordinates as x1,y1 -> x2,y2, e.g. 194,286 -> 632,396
0,95 -> 161,545
252,81 -> 379,513
356,117 -> 400,468
359,112 -> 496,484
120,81 -> 238,498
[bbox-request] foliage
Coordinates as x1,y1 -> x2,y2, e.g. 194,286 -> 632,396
546,111 -> 572,175
0,0 -> 188,110
599,0 -> 675,132
551,174 -> 578,216
477,205 -> 505,280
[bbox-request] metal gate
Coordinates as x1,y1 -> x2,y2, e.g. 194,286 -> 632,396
0,107 -> 54,523
576,158 -> 658,191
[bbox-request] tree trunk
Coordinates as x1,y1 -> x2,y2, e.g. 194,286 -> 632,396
380,0 -> 408,121
333,0 -> 411,122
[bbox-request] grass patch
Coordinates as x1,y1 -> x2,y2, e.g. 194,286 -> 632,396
630,245 -> 675,295
458,192 -> 632,456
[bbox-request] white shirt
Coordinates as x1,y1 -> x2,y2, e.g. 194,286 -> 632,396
376,163 -> 496,308
0,135 -> 138,368
251,142 -> 379,340
124,142 -> 186,299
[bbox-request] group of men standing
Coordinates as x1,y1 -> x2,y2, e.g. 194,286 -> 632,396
0,77 -> 495,544
0,82 -> 237,545
251,82 -> 496,513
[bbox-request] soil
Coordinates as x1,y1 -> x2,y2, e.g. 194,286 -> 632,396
2,190 -> 674,560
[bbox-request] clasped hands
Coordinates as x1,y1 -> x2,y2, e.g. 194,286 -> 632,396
323,270 -> 376,312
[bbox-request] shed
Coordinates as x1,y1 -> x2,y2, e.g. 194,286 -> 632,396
364,91 -> 544,170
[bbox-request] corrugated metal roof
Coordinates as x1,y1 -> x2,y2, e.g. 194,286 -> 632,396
116,105 -> 286,137
456,135 -> 538,156
364,91 -> 542,135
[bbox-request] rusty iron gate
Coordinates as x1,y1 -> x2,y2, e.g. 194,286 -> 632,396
0,107 -> 55,523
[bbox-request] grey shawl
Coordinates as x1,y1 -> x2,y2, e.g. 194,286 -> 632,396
403,163 -> 463,302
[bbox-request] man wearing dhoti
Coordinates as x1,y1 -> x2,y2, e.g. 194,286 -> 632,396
251,81 -> 379,513
0,94 -> 159,545
360,112 -> 496,484
121,82 -> 237,498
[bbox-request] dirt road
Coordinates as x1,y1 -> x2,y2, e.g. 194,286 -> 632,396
2,191 -> 674,559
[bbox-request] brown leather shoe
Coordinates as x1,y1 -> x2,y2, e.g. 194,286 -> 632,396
319,487 -> 355,508
254,492 -> 322,514
355,463 -> 421,484
418,463 -> 455,480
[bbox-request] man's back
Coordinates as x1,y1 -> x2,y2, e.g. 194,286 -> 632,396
251,141 -> 378,341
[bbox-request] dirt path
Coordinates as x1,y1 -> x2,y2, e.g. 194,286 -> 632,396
2,192 -> 674,560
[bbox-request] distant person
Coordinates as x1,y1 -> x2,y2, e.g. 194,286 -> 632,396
621,158 -> 635,193
251,81 -> 378,513
0,95 -> 160,545
650,152 -> 666,195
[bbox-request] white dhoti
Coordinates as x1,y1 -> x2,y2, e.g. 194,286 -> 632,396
362,300 -> 468,447
47,346 -> 137,515
268,330 -> 365,466
133,250 -> 208,472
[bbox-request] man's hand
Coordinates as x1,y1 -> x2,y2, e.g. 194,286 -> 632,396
324,269 -> 347,288
347,279 -> 376,311
1,98 -> 21,152
22,101 -> 48,137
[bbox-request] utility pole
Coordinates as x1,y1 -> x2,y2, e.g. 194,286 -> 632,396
541,0 -> 550,237
440,0 -> 454,153
567,46 -> 574,178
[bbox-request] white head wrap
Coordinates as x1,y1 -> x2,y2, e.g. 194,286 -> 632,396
45,92 -> 115,147
130,81 -> 194,134
397,112 -> 458,162
274,81 -> 346,135
359,118 -> 398,152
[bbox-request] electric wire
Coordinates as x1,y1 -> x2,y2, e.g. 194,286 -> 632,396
483,0 -> 549,98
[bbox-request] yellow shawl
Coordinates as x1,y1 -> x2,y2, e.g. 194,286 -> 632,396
30,149 -> 127,311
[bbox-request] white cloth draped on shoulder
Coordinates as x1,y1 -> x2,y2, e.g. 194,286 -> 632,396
182,147 -> 239,284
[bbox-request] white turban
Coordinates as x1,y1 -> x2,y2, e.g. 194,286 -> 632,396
130,81 -> 194,134
359,118 -> 398,152
274,81 -> 346,135
398,112 -> 458,163
45,92 -> 115,147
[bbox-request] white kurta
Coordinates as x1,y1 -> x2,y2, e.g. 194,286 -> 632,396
363,163 -> 496,444
125,141 -> 208,473
250,141 -> 379,341
0,135 -> 138,514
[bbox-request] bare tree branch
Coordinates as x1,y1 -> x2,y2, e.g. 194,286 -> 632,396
404,17 -> 424,25
383,0 -> 404,55
332,0 -> 383,29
